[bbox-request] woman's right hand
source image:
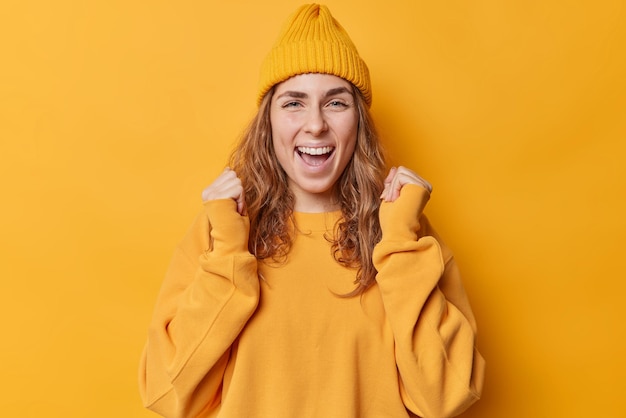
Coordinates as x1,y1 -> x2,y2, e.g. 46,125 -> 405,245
201,167 -> 247,215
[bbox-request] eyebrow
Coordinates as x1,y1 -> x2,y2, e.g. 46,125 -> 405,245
275,86 -> 353,100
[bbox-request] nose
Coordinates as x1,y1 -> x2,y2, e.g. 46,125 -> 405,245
304,107 -> 328,136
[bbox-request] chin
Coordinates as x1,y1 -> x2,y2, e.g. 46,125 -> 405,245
298,180 -> 335,195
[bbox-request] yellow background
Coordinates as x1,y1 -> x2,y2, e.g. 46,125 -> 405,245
1,0 -> 625,416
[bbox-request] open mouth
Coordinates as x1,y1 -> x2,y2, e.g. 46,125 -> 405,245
296,146 -> 335,167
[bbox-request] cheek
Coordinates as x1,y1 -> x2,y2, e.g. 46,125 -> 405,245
270,118 -> 297,149
340,118 -> 359,151
270,131 -> 292,173
336,133 -> 358,171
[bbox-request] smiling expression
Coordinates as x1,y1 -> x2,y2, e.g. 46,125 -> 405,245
270,73 -> 358,212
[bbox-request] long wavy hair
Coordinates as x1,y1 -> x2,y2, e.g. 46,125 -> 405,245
229,84 -> 386,295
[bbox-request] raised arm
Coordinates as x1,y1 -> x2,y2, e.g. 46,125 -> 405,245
374,170 -> 485,417
139,169 -> 259,417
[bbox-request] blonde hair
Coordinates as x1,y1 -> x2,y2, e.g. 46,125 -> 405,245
230,85 -> 386,295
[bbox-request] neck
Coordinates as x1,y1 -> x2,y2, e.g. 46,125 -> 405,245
293,192 -> 340,213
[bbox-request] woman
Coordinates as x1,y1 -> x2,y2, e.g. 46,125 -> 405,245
139,4 -> 485,417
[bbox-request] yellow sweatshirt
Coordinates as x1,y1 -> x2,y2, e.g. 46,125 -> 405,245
139,185 -> 485,418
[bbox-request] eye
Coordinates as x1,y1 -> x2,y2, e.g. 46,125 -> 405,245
326,99 -> 349,109
282,101 -> 303,109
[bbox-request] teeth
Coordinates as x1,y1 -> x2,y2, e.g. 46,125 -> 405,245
297,146 -> 333,155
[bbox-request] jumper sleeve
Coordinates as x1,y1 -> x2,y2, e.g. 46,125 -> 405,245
139,199 -> 259,418
373,185 -> 485,418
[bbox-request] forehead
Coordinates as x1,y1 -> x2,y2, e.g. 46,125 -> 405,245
274,73 -> 353,94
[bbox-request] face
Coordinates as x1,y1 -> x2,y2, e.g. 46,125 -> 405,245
270,73 -> 358,212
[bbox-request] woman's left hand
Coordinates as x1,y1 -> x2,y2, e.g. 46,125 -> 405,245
380,166 -> 432,203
